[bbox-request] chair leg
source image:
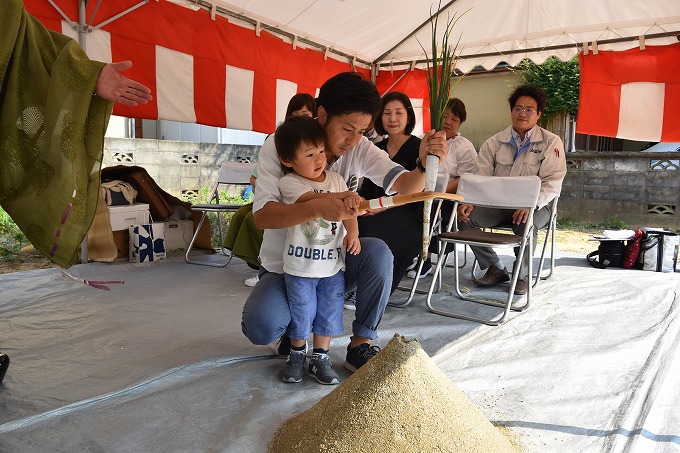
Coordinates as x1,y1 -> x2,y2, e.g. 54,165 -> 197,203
426,238 -> 533,326
391,259 -> 424,307
443,244 -> 468,269
532,217 -> 556,288
185,212 -> 233,267
391,256 -> 444,307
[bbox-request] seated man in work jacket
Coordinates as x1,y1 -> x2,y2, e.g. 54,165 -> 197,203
457,84 -> 567,296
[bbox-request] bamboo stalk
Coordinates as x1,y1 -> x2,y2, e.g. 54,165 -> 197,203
358,191 -> 462,211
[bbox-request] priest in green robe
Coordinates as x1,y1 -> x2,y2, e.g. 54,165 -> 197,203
0,0 -> 152,269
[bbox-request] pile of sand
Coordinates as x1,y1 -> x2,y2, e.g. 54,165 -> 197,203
269,334 -> 519,452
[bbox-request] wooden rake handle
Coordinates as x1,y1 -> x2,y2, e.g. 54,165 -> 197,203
358,191 -> 463,211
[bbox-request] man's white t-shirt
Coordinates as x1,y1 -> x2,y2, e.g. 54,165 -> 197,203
254,134 -> 408,274
280,171 -> 348,278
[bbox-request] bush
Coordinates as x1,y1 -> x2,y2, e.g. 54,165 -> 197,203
0,207 -> 28,257
182,185 -> 254,248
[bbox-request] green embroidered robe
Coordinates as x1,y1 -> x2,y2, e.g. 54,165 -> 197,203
1,0 -> 112,267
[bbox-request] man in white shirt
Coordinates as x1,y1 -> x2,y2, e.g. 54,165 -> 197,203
242,72 -> 448,371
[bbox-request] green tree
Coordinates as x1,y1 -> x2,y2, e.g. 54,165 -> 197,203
515,56 -> 580,119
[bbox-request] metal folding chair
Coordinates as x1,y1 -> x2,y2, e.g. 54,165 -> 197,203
185,161 -> 255,267
470,196 -> 559,288
391,197 -> 470,307
391,198 -> 446,307
425,173 -> 541,325
533,196 -> 559,286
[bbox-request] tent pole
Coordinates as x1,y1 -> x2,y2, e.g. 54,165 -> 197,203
78,0 -> 86,50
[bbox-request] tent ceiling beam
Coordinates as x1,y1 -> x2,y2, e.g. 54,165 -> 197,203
45,1 -> 150,34
192,0 -> 373,68
382,30 -> 680,70
373,0 -> 462,65
89,0 -> 149,32
47,0 -> 77,29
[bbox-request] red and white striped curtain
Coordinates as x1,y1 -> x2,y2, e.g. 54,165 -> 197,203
577,42 -> 680,142
25,0 -> 433,135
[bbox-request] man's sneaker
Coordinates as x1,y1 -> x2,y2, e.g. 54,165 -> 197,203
308,353 -> 339,385
343,291 -> 356,310
405,258 -> 418,272
407,259 -> 432,279
244,275 -> 259,287
344,343 -> 381,372
276,336 -> 295,358
282,351 -> 306,383
0,353 -> 9,384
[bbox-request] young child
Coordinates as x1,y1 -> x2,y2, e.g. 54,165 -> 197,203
275,115 -> 362,385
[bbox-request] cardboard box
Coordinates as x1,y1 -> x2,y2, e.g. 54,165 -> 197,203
164,220 -> 194,250
112,230 -> 130,259
108,203 -> 150,231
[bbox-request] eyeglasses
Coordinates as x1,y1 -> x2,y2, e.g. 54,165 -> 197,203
513,107 -> 537,116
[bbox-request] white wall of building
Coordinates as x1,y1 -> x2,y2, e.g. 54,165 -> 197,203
105,116 -> 267,145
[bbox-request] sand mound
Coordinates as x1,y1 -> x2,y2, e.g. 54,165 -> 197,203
269,334 -> 518,452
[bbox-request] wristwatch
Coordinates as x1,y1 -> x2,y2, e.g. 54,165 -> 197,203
415,157 -> 426,174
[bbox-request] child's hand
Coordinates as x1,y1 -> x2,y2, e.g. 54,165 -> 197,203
344,234 -> 361,255
342,193 -> 364,212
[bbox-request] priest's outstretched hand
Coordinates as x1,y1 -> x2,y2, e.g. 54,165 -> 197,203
94,61 -> 153,106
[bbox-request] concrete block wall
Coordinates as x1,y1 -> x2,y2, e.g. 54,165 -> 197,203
560,151 -> 680,228
103,138 -> 680,229
103,138 -> 260,198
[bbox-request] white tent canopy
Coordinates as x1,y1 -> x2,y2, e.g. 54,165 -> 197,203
184,0 -> 680,72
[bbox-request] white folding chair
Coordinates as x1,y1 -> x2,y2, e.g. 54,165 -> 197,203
425,174 -> 541,326
470,196 -> 559,288
185,161 -> 255,267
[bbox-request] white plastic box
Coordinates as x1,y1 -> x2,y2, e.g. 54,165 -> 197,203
164,220 -> 194,249
107,203 -> 151,231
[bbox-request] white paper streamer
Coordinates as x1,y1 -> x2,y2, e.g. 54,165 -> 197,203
422,154 -> 440,258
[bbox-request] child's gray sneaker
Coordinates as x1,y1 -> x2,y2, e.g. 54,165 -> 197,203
282,351 -> 306,383
308,353 -> 339,385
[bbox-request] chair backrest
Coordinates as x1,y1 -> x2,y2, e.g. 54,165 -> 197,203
457,174 -> 541,210
216,161 -> 256,185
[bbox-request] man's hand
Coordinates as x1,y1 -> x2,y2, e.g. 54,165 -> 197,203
458,203 -> 474,222
512,209 -> 531,225
95,61 -> 153,106
311,197 -> 360,222
361,206 -> 388,216
419,129 -> 448,163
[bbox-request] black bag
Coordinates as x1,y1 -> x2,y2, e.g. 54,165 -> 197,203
587,240 -> 626,269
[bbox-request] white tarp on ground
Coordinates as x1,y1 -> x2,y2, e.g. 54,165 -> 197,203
1,250 -> 679,452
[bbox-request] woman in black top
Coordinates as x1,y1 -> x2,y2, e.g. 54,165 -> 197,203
357,92 -> 423,294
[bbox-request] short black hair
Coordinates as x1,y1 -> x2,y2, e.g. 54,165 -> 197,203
508,85 -> 548,113
374,91 -> 416,136
274,115 -> 326,170
316,72 -> 381,122
285,93 -> 317,119
446,98 -> 467,124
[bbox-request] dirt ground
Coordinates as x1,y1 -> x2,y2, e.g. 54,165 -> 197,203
0,229 -> 596,275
